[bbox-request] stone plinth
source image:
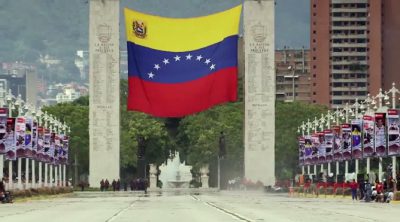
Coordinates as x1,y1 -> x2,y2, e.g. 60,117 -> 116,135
200,165 -> 209,189
149,164 -> 158,189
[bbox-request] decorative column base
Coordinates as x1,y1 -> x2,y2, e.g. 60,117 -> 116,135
149,164 -> 158,189
200,165 -> 209,189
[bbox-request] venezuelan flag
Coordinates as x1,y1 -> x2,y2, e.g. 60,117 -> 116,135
125,5 -> 242,117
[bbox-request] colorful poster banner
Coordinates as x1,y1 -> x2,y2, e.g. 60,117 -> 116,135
351,119 -> 362,159
49,132 -> 56,164
32,121 -> 38,159
0,108 -> 8,154
5,118 -> 16,160
37,126 -> 44,162
324,129 -> 334,163
341,124 -> 352,161
387,109 -> 400,156
375,113 -> 387,157
363,115 -> 375,158
24,118 -> 33,158
332,126 -> 342,161
298,136 -> 305,166
63,135 -> 69,164
311,133 -> 319,165
317,132 -> 326,164
15,117 -> 26,158
54,134 -> 61,164
44,128 -> 51,162
304,135 -> 312,165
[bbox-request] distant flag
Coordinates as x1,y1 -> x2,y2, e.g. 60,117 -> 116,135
124,6 -> 242,117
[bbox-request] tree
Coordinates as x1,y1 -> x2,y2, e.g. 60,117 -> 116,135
41,98 -> 89,181
275,101 -> 328,179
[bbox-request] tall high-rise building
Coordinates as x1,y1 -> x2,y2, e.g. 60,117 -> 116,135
310,0 -> 400,108
275,47 -> 311,103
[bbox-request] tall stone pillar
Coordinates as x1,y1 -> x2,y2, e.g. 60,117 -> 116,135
244,0 -> 275,186
89,0 -> 120,188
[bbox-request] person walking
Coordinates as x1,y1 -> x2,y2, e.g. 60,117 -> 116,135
105,179 -> 110,191
116,179 -> 121,191
350,179 -> 358,201
100,179 -> 105,192
112,179 -> 116,192
359,179 -> 366,200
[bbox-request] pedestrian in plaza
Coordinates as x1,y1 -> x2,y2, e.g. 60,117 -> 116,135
130,179 -> 134,191
105,179 -> 110,191
112,179 -> 116,192
100,179 -> 105,192
116,179 -> 121,191
123,181 -> 127,191
375,180 -> 384,202
359,179 -> 366,200
350,179 -> 358,201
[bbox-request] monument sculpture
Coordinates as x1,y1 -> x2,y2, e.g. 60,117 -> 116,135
89,0 -> 120,187
244,0 -> 275,186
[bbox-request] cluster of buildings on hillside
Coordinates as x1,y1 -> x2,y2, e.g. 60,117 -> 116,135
0,62 -> 88,107
2,1 -> 399,109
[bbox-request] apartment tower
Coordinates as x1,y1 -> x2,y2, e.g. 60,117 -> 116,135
311,0 -> 400,107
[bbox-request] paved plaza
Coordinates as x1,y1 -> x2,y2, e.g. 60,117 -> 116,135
0,191 -> 398,222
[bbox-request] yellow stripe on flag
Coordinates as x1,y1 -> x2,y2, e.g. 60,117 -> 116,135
124,5 -> 241,52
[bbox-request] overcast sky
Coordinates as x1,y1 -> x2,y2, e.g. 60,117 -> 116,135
121,0 -> 310,49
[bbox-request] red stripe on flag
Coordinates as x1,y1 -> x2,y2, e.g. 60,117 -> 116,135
127,67 -> 237,117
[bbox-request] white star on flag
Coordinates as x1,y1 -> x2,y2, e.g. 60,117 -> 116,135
186,54 -> 192,60
154,64 -> 160,70
204,59 -> 211,65
163,58 -> 169,65
210,64 -> 216,70
196,55 -> 203,61
174,55 -> 181,61
148,72 -> 155,79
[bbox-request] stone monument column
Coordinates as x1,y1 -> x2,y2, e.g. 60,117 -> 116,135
244,0 -> 275,186
89,0 -> 120,188
149,164 -> 158,189
200,165 -> 209,189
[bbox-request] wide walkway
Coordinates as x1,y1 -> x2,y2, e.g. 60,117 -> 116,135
0,191 -> 398,222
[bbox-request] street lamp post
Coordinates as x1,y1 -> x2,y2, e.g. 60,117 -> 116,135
352,99 -> 361,175
386,83 -> 399,183
6,90 -> 14,189
15,94 -> 23,190
306,119 -> 312,175
375,89 -> 386,182
319,114 -> 325,173
343,103 -> 351,176
44,112 -> 49,187
37,110 -> 43,188
313,117 -> 319,175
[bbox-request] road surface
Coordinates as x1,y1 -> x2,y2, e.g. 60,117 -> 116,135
0,191 -> 398,222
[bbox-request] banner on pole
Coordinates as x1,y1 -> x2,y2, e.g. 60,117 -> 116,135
44,128 -> 51,163
5,118 -> 16,160
49,132 -> 56,164
25,117 -> 33,158
341,123 -> 352,161
375,113 -> 387,157
324,129 -> 334,163
332,126 -> 342,161
317,132 -> 326,164
15,117 -> 26,158
304,135 -> 312,165
311,133 -> 319,165
0,108 -> 8,155
387,109 -> 400,156
32,121 -> 38,159
63,135 -> 69,164
351,119 -> 362,159
298,136 -> 305,166
37,126 -> 45,162
363,115 -> 375,158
